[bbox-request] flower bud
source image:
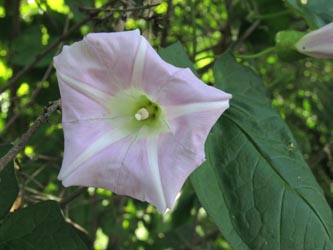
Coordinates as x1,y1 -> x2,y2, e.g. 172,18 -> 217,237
295,23 -> 333,58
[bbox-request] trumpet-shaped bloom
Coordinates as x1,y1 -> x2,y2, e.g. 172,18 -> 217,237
295,23 -> 333,58
54,30 -> 231,213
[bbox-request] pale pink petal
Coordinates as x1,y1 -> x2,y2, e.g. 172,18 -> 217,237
140,39 -> 180,97
54,29 -> 142,95
296,23 -> 333,58
59,126 -> 131,181
57,72 -> 112,122
58,119 -> 132,180
154,68 -> 231,105
158,107 -> 229,209
85,30 -> 142,90
61,134 -> 168,213
57,81 -> 107,123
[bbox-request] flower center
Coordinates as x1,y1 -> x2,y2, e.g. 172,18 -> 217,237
135,108 -> 149,121
134,100 -> 161,123
109,88 -> 171,138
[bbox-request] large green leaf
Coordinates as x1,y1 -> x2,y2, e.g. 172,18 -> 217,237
0,201 -> 89,250
0,144 -> 18,220
285,0 -> 333,28
191,52 -> 333,250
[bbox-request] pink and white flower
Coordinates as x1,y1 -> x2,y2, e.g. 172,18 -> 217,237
296,23 -> 333,58
54,30 -> 231,213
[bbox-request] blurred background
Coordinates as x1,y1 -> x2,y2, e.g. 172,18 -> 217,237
0,0 -> 332,249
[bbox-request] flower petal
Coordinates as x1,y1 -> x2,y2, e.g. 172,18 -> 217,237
57,72 -> 111,109
54,29 -> 142,95
61,133 -> 168,213
85,30 -> 142,89
131,36 -> 147,87
140,39 -> 180,97
158,108 -> 226,208
60,134 -> 143,194
155,68 -> 231,105
146,137 -> 167,212
165,100 -> 230,120
57,72 -> 111,122
295,23 -> 333,58
58,121 -> 132,181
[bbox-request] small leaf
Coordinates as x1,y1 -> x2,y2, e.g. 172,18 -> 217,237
0,144 -> 19,220
0,201 -> 89,250
191,52 -> 333,250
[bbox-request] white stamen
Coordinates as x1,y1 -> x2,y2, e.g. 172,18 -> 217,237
135,108 -> 149,121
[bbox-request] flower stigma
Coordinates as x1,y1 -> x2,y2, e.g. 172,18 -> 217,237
135,108 -> 149,120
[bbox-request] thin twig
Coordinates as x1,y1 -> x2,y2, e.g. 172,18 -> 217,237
60,187 -> 88,207
0,99 -> 61,172
231,19 -> 260,49
80,3 -> 160,13
160,0 -> 172,47
0,63 -> 54,137
96,3 -> 160,23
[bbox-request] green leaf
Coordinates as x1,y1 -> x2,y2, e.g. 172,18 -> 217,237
0,144 -> 18,220
285,0 -> 333,28
0,201 -> 89,250
158,42 -> 196,74
191,148 -> 250,250
191,52 -> 333,250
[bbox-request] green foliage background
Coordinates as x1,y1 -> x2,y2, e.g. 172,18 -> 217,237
0,0 -> 333,249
